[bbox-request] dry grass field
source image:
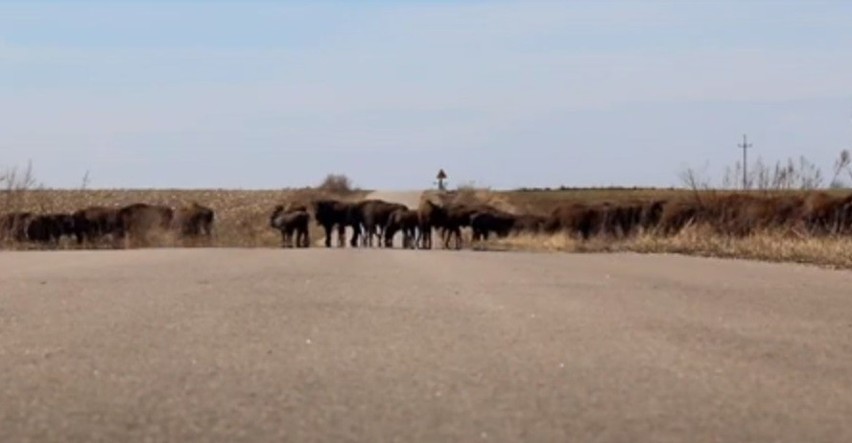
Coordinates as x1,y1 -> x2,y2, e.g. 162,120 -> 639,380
3,185 -> 852,270
495,187 -> 852,269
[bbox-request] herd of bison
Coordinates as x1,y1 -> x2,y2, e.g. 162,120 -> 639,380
3,191 -> 852,250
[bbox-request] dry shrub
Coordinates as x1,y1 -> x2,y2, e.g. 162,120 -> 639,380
318,174 -> 355,196
489,225 -> 852,269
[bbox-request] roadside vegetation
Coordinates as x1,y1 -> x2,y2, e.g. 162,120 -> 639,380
489,150 -> 852,269
3,154 -> 852,269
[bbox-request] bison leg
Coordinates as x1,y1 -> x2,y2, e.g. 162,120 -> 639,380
384,225 -> 398,248
376,225 -> 384,247
322,223 -> 334,248
337,224 -> 347,247
453,228 -> 464,249
443,227 -> 456,249
349,223 -> 361,248
408,227 -> 418,249
362,223 -> 376,247
423,226 -> 433,249
421,225 -> 434,249
300,228 -> 310,248
362,224 -> 372,247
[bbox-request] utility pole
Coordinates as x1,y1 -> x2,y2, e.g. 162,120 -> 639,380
738,134 -> 752,190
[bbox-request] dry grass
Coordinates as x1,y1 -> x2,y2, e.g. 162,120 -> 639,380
488,187 -> 852,269
487,226 -> 852,270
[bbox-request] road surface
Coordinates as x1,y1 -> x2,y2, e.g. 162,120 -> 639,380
2,249 -> 852,442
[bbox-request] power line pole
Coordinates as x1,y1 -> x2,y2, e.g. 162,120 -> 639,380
738,134 -> 752,190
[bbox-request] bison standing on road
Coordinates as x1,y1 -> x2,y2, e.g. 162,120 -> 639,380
72,206 -> 121,245
416,199 -> 447,250
270,205 -> 310,248
442,203 -> 493,249
173,202 -> 215,239
470,209 -> 516,243
357,199 -> 407,247
116,203 -> 174,247
311,199 -> 361,248
26,213 -> 76,245
511,213 -> 546,235
384,208 -> 419,248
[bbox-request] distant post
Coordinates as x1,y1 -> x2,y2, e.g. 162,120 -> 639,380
739,134 -> 752,190
436,169 -> 448,191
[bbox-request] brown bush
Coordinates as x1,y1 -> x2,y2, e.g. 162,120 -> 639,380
318,174 -> 355,195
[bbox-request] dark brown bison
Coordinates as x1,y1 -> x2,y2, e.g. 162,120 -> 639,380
441,203 -> 486,249
649,194 -> 807,237
384,208 -> 419,248
357,199 -> 407,247
72,206 -> 121,245
597,202 -> 642,238
311,199 -> 362,248
0,212 -> 33,243
270,205 -> 310,248
542,199 -> 667,239
470,209 -> 516,243
638,199 -> 667,233
711,194 -> 790,236
416,199 -> 447,249
544,203 -> 609,239
25,213 -> 76,245
510,214 -> 547,235
116,203 -> 174,247
655,199 -> 702,236
173,202 -> 215,238
802,192 -> 852,235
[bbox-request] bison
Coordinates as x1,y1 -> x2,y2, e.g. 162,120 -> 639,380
72,206 -> 121,245
270,205 -> 310,248
416,199 -> 447,250
544,203 -> 609,239
384,208 -> 419,248
357,199 -> 408,247
311,199 -> 362,248
802,192 -> 852,235
26,213 -> 76,245
0,212 -> 33,243
470,209 -> 516,243
173,202 -> 215,239
510,214 -> 547,235
116,203 -> 174,247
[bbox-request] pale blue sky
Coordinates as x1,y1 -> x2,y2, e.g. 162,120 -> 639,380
1,1 -> 851,189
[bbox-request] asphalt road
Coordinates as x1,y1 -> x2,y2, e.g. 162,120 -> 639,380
2,249 -> 852,443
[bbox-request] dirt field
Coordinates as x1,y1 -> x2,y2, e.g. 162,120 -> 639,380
2,249 -> 852,442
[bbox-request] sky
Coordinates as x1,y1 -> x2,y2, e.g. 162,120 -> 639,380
1,0 -> 852,190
